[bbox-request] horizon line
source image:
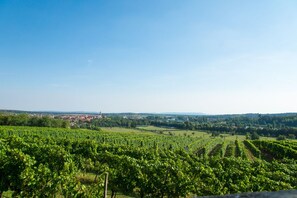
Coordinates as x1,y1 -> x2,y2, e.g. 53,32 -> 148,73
1,109 -> 297,116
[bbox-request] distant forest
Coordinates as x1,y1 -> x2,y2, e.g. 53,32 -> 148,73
0,114 -> 69,128
1,112 -> 297,138
88,114 -> 297,138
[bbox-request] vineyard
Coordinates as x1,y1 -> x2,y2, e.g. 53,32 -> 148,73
0,126 -> 297,197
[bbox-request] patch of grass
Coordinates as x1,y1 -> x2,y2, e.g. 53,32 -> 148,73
2,191 -> 13,198
167,130 -> 210,137
101,127 -> 152,134
76,172 -> 98,185
137,125 -> 177,131
260,136 -> 276,141
222,134 -> 246,141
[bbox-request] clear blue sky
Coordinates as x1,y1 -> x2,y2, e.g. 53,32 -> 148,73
1,0 -> 297,114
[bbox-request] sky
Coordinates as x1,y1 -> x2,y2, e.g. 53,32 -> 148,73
0,0 -> 297,114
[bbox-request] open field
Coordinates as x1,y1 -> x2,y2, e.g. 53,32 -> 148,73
137,125 -> 210,137
101,127 -> 153,134
136,125 -> 178,131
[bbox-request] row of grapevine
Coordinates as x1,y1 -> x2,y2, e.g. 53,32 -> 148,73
235,140 -> 248,159
220,141 -> 229,157
253,140 -> 297,160
243,140 -> 261,158
194,138 -> 217,157
224,141 -> 236,157
274,141 -> 297,151
208,143 -> 223,157
207,139 -> 227,158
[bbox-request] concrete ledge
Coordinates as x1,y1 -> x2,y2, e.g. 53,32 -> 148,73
196,190 -> 297,198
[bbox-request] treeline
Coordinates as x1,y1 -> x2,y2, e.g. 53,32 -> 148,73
87,116 -> 297,138
228,115 -> 297,128
151,121 -> 297,138
196,124 -> 297,138
185,114 -> 297,127
0,114 -> 70,128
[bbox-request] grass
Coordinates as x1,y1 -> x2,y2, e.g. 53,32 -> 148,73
223,134 -> 246,141
101,127 -> 153,135
167,129 -> 210,137
76,172 -> 98,185
1,191 -> 13,198
260,136 -> 277,141
137,125 -> 210,137
137,125 -> 177,131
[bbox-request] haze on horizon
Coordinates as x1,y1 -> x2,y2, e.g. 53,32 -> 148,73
1,0 -> 297,115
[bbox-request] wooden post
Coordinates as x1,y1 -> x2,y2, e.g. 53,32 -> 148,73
104,172 -> 109,198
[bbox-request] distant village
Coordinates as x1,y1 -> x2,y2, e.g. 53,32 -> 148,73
57,113 -> 105,123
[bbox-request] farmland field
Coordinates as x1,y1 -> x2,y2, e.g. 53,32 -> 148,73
0,125 -> 297,197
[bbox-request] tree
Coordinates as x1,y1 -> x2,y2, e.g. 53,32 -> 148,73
288,134 -> 296,139
246,132 -> 251,140
276,135 -> 286,140
251,132 -> 260,140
